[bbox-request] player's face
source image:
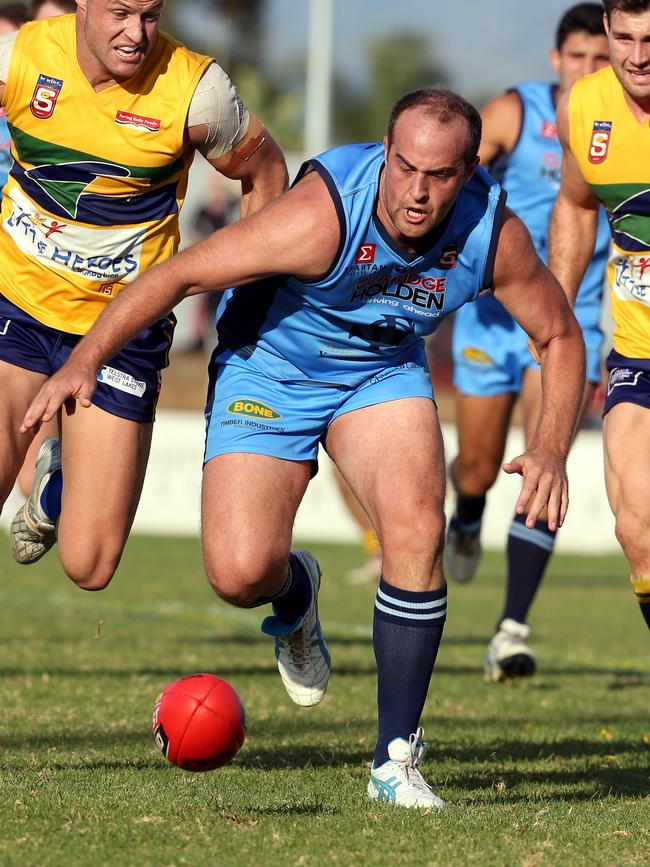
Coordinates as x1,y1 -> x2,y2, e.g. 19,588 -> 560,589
551,30 -> 610,92
379,107 -> 477,251
606,8 -> 650,104
77,0 -> 163,86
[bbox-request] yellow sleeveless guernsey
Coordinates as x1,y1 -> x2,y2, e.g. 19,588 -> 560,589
569,65 -> 650,359
0,15 -> 211,334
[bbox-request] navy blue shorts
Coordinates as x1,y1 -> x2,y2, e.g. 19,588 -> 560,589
603,349 -> 650,416
0,294 -> 174,422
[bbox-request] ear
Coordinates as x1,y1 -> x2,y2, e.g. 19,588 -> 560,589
603,11 -> 610,38
383,136 -> 390,163
550,47 -> 561,77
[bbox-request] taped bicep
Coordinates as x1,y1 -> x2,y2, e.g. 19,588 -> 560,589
187,62 -> 250,161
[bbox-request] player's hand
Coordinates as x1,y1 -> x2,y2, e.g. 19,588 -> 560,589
502,449 -> 568,531
20,363 -> 98,432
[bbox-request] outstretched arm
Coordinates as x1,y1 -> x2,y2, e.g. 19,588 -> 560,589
548,90 -> 601,305
20,171 -> 340,430
492,209 -> 586,530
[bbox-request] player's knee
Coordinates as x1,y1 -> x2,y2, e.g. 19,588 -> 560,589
382,504 -> 445,557
61,557 -> 118,591
205,549 -> 285,607
614,509 -> 650,567
454,453 -> 499,495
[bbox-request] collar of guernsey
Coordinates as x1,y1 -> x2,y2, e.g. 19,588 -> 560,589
0,13 -> 212,335
569,64 -> 650,358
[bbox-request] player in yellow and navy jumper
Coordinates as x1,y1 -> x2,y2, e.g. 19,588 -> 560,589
0,2 -> 287,586
550,0 -> 650,636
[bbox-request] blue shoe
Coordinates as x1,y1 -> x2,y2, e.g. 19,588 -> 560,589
368,728 -> 446,809
261,550 -> 330,707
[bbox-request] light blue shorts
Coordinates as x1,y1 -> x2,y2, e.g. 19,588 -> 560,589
204,355 -> 435,474
452,295 -> 603,396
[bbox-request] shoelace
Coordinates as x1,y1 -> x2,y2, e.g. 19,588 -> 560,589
404,728 -> 433,792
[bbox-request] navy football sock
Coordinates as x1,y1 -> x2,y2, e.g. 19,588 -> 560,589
38,468 -> 63,524
500,513 -> 556,626
270,551 -> 313,627
454,494 -> 486,531
373,577 -> 447,767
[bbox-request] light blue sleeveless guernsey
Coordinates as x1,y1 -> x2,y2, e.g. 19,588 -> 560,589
215,142 -> 506,387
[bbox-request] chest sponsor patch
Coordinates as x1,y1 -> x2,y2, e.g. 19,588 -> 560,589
30,74 -> 63,119
588,120 -> 612,164
540,120 -> 557,140
355,243 -> 376,264
115,110 -> 161,132
97,365 -> 146,397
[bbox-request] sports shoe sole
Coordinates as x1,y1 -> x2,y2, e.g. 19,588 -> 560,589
484,652 -> 536,682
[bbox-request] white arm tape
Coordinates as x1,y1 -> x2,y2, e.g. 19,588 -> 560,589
187,62 -> 250,160
0,31 -> 17,85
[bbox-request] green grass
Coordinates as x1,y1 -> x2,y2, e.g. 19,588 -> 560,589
1,532 -> 649,866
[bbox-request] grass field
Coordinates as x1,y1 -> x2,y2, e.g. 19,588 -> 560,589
1,531 -> 648,866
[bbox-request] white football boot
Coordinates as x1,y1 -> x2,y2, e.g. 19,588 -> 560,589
10,437 -> 61,565
368,728 -> 446,809
484,618 -> 536,682
345,553 -> 382,585
261,550 -> 331,707
444,519 -> 482,584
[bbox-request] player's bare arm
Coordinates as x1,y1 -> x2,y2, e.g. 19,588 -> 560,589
188,113 -> 288,219
20,171 -> 340,430
492,208 -> 586,531
478,90 -> 522,165
548,89 -> 601,305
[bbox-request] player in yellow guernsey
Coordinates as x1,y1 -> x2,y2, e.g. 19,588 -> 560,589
550,0 -> 650,637
0,0 -> 287,588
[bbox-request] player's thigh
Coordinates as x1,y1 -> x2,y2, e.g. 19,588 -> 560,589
201,452 -> 311,592
603,402 -> 650,524
0,360 -> 47,504
326,397 -> 445,561
57,404 -> 153,573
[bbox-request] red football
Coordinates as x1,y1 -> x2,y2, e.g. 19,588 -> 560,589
152,673 -> 246,772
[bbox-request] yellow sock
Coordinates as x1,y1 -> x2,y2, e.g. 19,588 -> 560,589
631,575 -> 650,630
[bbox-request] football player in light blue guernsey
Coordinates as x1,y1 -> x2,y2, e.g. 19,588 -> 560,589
20,89 -> 586,809
446,4 -> 611,682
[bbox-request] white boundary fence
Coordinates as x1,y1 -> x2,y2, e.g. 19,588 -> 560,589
1,410 -> 617,553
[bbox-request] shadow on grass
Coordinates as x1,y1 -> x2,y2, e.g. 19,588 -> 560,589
452,764 -> 650,801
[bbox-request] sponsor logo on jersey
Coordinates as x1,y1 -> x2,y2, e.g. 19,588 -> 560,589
462,346 -> 493,364
97,366 -> 146,397
115,110 -> 161,132
355,243 -> 376,264
30,74 -> 63,119
349,314 -> 415,349
227,399 -> 282,420
540,120 -> 557,140
607,367 -> 642,394
588,120 -> 612,164
350,271 -> 447,311
437,243 -> 458,269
